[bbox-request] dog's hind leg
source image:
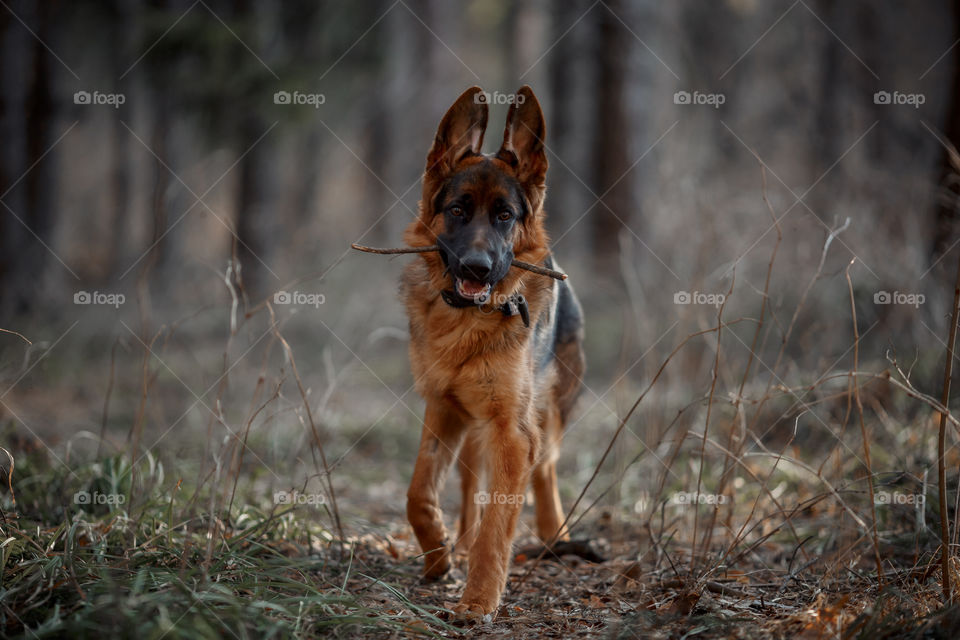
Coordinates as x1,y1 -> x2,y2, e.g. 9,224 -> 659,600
407,399 -> 465,580
456,429 -> 484,555
531,327 -> 584,545
531,405 -> 569,545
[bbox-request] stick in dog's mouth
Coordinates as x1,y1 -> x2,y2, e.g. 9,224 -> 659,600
350,243 -> 568,281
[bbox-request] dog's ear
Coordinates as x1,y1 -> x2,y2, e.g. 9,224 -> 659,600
426,86 -> 488,176
496,86 -> 547,190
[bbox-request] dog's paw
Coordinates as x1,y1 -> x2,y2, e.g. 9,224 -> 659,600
452,545 -> 473,564
422,561 -> 451,583
419,542 -> 451,581
420,563 -> 450,583
450,600 -> 494,623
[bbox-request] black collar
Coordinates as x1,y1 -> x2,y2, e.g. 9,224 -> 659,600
440,289 -> 530,327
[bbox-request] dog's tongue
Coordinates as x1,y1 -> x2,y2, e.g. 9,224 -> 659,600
460,280 -> 486,296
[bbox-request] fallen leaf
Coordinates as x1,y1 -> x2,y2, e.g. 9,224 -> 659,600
663,589 -> 701,616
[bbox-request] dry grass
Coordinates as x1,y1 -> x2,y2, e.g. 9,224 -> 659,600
2,169 -> 960,638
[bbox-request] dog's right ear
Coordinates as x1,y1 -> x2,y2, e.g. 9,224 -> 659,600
426,86 -> 488,177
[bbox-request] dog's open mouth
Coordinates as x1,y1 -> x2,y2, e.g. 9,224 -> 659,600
455,278 -> 491,303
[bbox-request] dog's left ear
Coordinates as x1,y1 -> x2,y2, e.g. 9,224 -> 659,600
496,86 -> 547,192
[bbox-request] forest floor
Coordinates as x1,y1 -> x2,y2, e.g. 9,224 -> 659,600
3,434 -> 959,639
4,284 -> 960,637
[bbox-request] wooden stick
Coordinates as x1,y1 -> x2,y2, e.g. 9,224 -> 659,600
350,244 -> 437,255
350,243 -> 568,280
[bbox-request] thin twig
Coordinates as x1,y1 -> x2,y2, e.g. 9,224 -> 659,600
659,578 -> 750,599
350,243 -> 568,280
228,381 -> 282,518
745,217 -> 851,437
845,258 -> 884,587
796,371 -> 960,432
513,318 -> 753,589
933,128 -> 960,604
710,415 -> 804,576
0,447 -> 14,509
937,244 -> 960,603
705,166 -> 786,568
692,267 -> 734,574
267,304 -> 345,551
0,328 -> 31,344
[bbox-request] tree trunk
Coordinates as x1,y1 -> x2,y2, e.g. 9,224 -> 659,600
590,0 -> 631,271
232,0 -> 274,300
547,0 -> 589,244
590,0 -> 634,274
104,0 -> 132,281
933,0 -> 960,259
235,111 -> 273,300
0,0 -> 56,319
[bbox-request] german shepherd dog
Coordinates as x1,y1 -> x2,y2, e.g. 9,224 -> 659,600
402,86 -> 585,617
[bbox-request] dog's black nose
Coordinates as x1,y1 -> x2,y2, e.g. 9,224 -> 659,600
460,251 -> 492,281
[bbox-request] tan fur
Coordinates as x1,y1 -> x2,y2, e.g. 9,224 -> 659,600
402,86 -> 582,617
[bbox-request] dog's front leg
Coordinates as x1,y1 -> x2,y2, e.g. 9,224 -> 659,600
455,415 -> 537,617
407,399 -> 465,580
456,432 -> 483,556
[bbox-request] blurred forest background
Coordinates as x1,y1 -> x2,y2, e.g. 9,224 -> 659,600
4,1 -> 960,629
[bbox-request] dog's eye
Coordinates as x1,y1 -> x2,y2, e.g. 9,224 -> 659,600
449,206 -> 464,217
497,210 -> 512,221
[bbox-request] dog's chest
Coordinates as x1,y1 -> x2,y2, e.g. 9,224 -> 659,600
408,305 -> 530,395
